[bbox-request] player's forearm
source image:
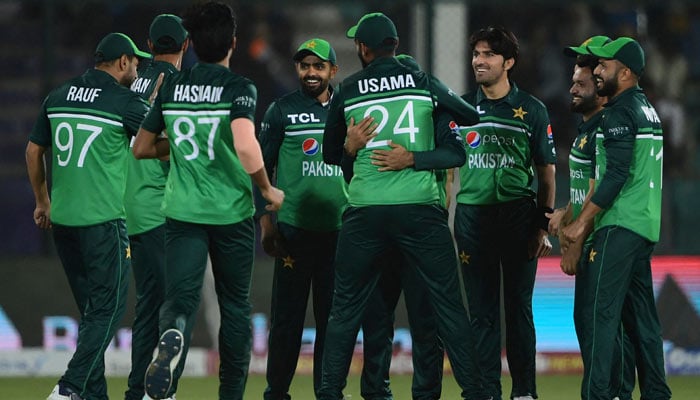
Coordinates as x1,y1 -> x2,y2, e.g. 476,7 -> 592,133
133,128 -> 168,159
232,118 -> 265,174
536,163 -> 556,209
25,142 -> 49,204
590,136 -> 633,209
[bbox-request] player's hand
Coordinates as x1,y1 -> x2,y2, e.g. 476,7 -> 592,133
560,238 -> 583,276
371,141 -> 414,171
344,116 -> 377,157
262,186 -> 284,212
560,220 -> 586,247
33,202 -> 51,230
148,72 -> 165,105
528,228 -> 552,259
260,224 -> 287,258
546,207 -> 570,236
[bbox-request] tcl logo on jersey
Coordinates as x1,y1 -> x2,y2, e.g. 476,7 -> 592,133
287,113 -> 321,124
465,131 -> 481,148
302,138 -> 319,156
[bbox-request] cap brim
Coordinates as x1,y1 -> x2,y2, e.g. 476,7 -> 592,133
586,45 -> 613,59
346,25 -> 358,39
293,49 -> 320,61
563,46 -> 590,57
134,49 -> 152,59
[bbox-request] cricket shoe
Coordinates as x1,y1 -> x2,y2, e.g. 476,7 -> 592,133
145,329 -> 184,399
46,384 -> 83,400
513,396 -> 534,400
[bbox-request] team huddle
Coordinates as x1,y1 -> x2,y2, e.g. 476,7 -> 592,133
25,1 -> 670,400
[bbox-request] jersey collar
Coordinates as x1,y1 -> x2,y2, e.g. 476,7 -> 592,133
474,80 -> 520,106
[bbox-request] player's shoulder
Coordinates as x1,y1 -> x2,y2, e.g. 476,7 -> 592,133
511,85 -> 547,111
275,89 -> 304,106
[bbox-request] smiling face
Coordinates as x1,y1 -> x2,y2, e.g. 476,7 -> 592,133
472,40 -> 512,88
594,58 -> 622,98
569,65 -> 599,115
295,54 -> 337,100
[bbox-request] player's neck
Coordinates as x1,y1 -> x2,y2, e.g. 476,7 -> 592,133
154,53 -> 183,71
481,78 -> 510,100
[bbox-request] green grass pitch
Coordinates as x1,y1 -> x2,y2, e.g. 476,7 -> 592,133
3,374 -> 699,399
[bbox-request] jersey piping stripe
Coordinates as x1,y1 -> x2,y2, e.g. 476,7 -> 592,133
48,113 -> 123,127
285,129 -> 324,136
344,94 -> 432,112
569,154 -> 592,164
596,133 -> 663,141
163,110 -> 230,116
464,121 -> 529,135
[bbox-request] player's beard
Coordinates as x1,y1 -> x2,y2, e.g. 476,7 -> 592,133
596,74 -> 619,98
357,49 -> 369,68
300,77 -> 329,99
570,92 -> 597,114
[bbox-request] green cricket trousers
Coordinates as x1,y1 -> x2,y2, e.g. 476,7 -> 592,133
577,226 -> 671,400
53,219 -> 130,400
158,217 -> 255,400
318,204 -> 485,400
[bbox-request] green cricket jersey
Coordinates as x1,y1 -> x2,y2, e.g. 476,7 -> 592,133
29,69 -> 149,226
457,83 -> 556,205
259,89 -> 348,231
591,86 -> 663,242
141,62 -> 257,225
324,57 -> 440,206
569,113 -> 600,218
125,60 -> 177,235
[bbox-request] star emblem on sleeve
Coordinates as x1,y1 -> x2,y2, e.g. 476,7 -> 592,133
459,250 -> 471,265
588,248 -> 597,262
512,106 -> 528,120
282,255 -> 295,269
577,136 -> 588,149
125,245 -> 131,259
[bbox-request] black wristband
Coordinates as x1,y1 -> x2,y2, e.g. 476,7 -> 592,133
537,206 -> 554,231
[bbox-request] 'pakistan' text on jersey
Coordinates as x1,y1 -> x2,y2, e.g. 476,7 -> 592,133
594,87 -> 663,242
328,57 -> 439,206
569,112 -> 600,218
457,83 -> 556,205
125,60 -> 177,235
29,69 -> 149,226
141,62 -> 257,225
260,89 -> 347,231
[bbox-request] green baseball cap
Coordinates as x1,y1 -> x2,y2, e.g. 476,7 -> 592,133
293,38 -> 336,65
149,14 -> 188,52
95,32 -> 151,62
346,12 -> 398,50
587,37 -> 645,76
563,35 -> 611,57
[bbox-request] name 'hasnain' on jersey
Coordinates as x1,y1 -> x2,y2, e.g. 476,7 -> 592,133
140,62 -> 257,225
259,89 -> 348,231
457,83 -> 556,205
29,69 -> 149,226
569,113 -> 600,219
594,87 -> 663,242
124,60 -> 177,235
330,57 -> 440,206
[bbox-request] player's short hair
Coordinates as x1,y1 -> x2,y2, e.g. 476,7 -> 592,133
469,26 -> 519,67
182,1 -> 237,63
575,54 -> 599,75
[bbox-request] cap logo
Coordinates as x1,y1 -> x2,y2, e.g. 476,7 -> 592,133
305,40 -> 317,49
